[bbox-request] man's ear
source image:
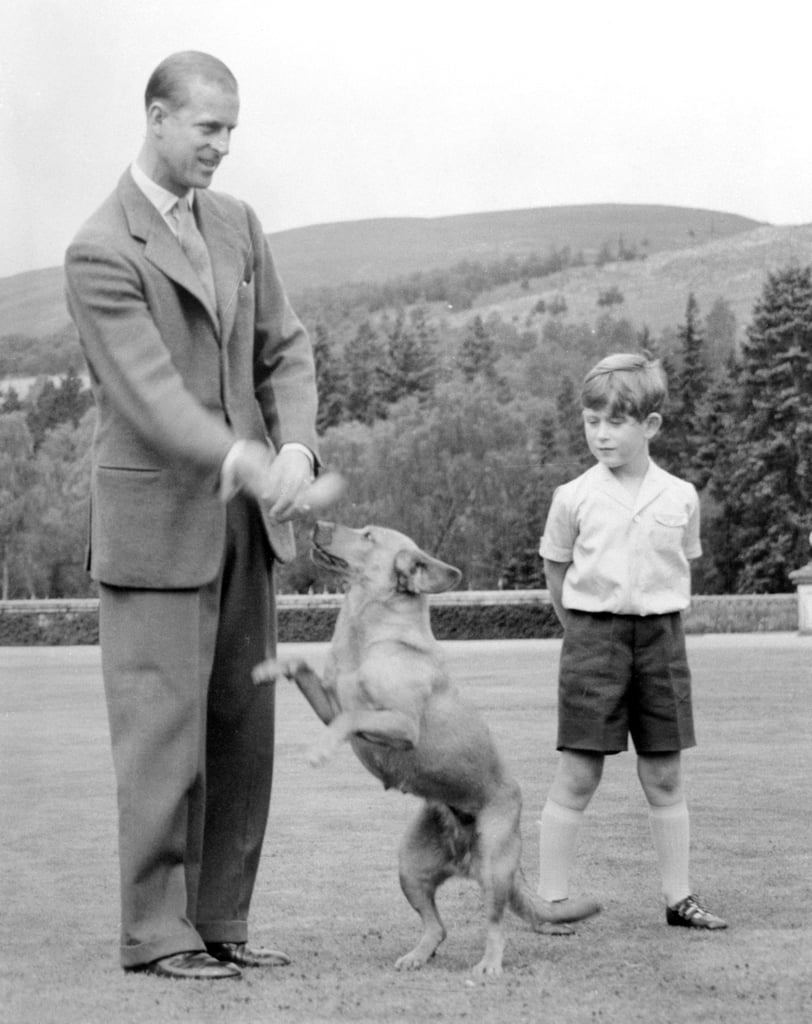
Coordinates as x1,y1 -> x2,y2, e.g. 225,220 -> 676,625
394,548 -> 462,595
147,101 -> 168,135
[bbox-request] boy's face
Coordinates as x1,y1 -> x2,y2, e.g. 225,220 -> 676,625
582,407 -> 662,476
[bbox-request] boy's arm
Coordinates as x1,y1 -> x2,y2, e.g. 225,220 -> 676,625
543,558 -> 571,628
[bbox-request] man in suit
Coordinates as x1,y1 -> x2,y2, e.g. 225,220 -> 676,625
65,51 -> 320,980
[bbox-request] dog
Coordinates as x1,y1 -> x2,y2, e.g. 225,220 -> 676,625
253,521 -> 599,976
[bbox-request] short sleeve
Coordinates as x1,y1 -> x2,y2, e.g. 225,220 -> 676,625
538,485 -> 576,562
684,486 -> 702,560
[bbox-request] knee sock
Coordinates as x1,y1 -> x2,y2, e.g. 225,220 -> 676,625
648,800 -> 691,906
537,799 -> 584,901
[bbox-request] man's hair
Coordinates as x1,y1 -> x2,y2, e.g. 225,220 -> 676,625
581,352 -> 667,420
144,51 -> 238,111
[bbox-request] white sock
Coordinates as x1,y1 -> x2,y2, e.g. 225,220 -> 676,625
648,800 -> 691,906
537,799 -> 584,901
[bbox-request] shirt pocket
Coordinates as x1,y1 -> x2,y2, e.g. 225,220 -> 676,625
650,512 -> 688,551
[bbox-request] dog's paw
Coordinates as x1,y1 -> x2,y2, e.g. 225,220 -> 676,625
251,658 -> 288,685
252,659 -> 280,685
252,658 -> 308,686
532,921 -> 574,936
394,950 -> 429,971
306,730 -> 340,767
471,957 -> 503,978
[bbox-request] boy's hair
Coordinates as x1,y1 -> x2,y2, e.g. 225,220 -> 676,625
581,352 -> 667,420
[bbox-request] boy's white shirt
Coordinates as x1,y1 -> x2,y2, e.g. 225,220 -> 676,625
539,459 -> 701,616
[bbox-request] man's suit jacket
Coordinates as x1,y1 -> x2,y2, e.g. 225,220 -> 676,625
65,169 -> 318,588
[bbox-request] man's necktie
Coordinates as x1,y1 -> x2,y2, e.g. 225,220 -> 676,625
171,197 -> 217,313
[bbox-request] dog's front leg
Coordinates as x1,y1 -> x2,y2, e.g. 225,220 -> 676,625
306,710 -> 354,766
252,658 -> 339,724
308,708 -> 420,767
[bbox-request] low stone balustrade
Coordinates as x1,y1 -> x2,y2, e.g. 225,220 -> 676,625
0,590 -> 802,645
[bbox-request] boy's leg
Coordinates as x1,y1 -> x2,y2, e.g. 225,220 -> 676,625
538,751 -> 602,918
639,751 -> 691,906
639,752 -> 727,929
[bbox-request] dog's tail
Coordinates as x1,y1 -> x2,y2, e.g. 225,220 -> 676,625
509,869 -> 599,933
508,869 -> 554,928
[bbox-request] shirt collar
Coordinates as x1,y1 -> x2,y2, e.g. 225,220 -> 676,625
130,161 -> 194,218
593,457 -> 667,510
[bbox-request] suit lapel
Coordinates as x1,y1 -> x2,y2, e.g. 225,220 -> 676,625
196,193 -> 253,345
118,171 -> 220,332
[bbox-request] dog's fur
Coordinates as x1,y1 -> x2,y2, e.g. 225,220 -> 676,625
254,521 -> 592,975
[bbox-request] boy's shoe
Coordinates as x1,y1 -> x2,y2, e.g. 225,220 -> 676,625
666,894 -> 727,930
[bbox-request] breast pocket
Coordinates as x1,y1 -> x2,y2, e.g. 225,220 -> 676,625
650,512 -> 688,552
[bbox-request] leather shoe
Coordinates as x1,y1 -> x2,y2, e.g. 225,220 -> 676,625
140,950 -> 242,980
206,940 -> 291,968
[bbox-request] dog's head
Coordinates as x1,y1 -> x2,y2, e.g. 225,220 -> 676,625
311,521 -> 462,597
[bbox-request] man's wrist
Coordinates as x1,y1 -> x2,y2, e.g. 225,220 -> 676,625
219,440 -> 248,502
279,442 -> 315,477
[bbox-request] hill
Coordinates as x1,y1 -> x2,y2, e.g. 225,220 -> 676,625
450,222 -> 812,343
267,203 -> 762,291
0,266 -> 68,339
0,204 -> 763,340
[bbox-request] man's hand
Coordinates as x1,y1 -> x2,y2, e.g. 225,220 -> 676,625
220,441 -> 311,519
262,447 -> 313,522
221,442 -> 344,522
220,440 -> 273,502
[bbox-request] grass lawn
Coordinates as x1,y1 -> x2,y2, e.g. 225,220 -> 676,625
1,635 -> 810,1024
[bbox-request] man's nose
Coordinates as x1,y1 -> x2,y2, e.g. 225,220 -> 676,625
212,131 -> 230,155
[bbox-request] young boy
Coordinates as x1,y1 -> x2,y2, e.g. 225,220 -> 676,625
536,352 -> 727,929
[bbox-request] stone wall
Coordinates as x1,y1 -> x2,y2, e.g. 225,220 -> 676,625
0,592 -> 799,646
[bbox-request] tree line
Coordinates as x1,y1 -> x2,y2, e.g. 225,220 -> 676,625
1,263 -> 810,599
0,240 -> 644,382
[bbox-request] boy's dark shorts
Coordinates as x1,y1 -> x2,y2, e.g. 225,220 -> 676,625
557,610 -> 695,754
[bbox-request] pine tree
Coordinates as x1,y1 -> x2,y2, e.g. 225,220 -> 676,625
0,414 -> 37,598
691,368 -> 740,592
676,293 -> 707,423
312,323 -> 346,432
726,265 -> 812,592
380,309 -> 436,404
536,407 -> 559,468
53,365 -> 92,428
342,320 -> 388,425
555,376 -> 585,463
651,297 -> 707,477
457,315 -> 498,382
1,387 -> 22,413
703,296 -> 737,369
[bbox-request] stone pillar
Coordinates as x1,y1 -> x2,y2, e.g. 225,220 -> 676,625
789,531 -> 812,635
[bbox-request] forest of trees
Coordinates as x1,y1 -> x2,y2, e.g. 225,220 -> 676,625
1,262 -> 811,599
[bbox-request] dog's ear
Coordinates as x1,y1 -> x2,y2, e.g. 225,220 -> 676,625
394,548 -> 462,595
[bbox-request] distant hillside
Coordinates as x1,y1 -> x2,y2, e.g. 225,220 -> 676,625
268,203 -> 763,292
0,204 -> 763,339
456,223 -> 812,344
0,266 -> 67,339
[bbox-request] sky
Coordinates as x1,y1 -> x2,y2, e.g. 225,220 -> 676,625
1,0 -> 810,279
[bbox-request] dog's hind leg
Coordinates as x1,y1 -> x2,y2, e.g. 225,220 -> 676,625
471,783 -> 523,976
394,806 -> 455,971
